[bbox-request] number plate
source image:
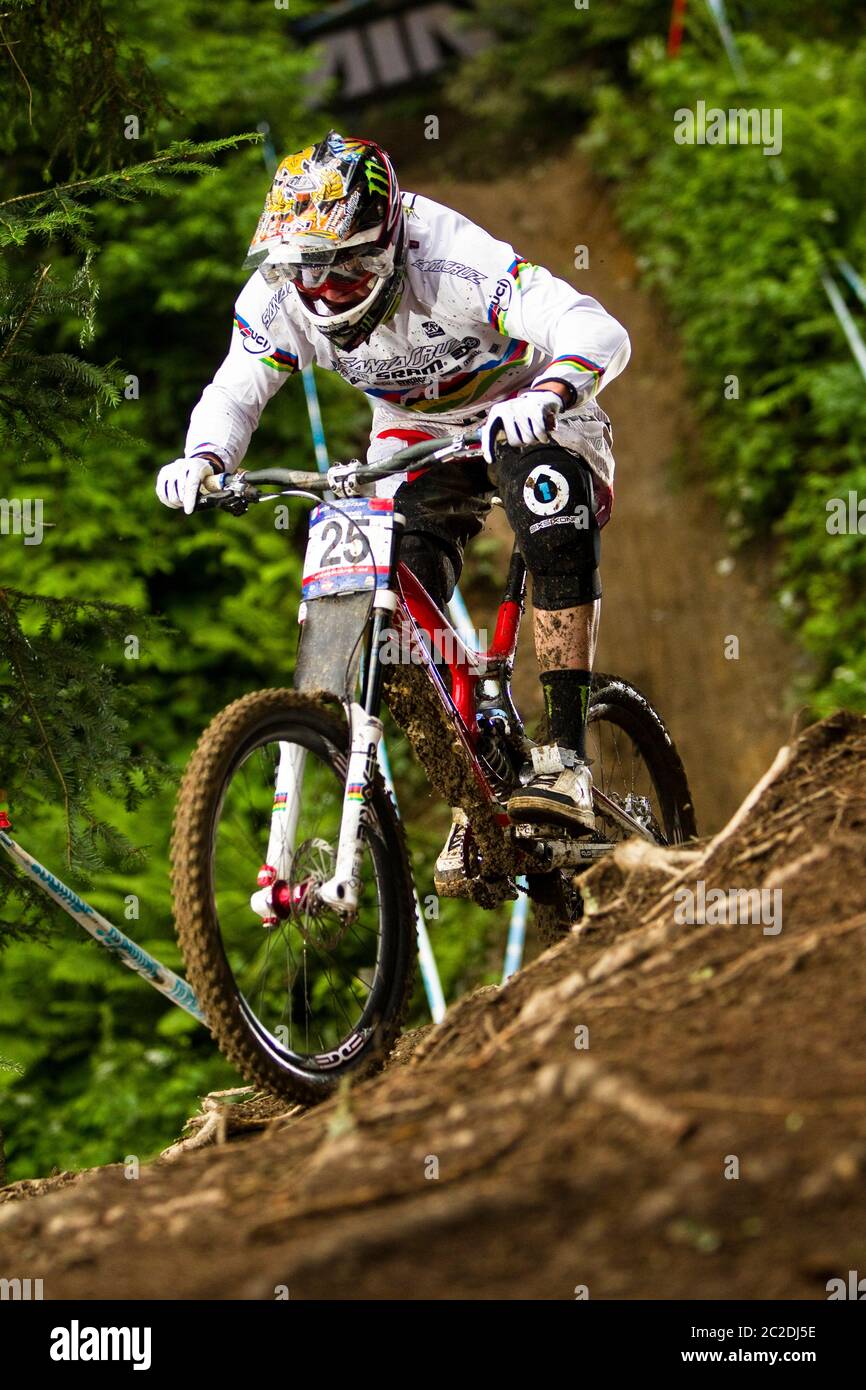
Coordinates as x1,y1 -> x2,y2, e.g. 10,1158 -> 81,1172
301,498 -> 395,601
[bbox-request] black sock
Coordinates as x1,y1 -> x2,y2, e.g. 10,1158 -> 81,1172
540,668 -> 592,760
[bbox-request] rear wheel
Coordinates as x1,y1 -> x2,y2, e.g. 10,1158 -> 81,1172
588,674 -> 696,846
528,673 -> 696,943
172,689 -> 416,1103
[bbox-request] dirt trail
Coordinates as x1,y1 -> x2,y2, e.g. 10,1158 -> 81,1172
414,154 -> 799,833
2,712 -> 864,1299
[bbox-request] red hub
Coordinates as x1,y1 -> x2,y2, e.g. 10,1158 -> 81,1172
271,878 -> 312,920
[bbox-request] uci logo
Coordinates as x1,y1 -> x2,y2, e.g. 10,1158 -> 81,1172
523,466 -> 569,517
490,277 -> 512,319
235,315 -> 272,355
241,328 -> 270,354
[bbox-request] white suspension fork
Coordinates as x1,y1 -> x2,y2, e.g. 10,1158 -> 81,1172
268,740 -> 307,873
249,740 -> 307,921
317,701 -> 384,916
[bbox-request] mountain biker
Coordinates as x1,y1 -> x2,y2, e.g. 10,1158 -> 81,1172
156,131 -> 631,894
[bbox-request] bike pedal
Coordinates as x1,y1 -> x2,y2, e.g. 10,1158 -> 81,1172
513,822 -> 614,871
433,873 -> 517,907
512,821 -> 605,844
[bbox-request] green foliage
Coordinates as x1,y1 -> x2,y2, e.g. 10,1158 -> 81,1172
585,34 -> 866,709
0,0 -> 508,1181
0,0 -> 171,176
0,930 -> 233,1175
446,0 -> 671,152
0,0 -> 330,1178
0,3 -> 262,937
448,0 -> 866,152
0,589 -> 170,934
0,136 -> 260,463
0,257 -> 120,455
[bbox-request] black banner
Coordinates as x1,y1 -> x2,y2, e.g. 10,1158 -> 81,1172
2,1298 -> 862,1374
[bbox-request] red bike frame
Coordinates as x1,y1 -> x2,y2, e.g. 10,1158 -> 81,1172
396,566 -> 522,737
393,543 -> 526,828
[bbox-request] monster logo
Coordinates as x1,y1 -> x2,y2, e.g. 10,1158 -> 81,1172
365,156 -> 389,198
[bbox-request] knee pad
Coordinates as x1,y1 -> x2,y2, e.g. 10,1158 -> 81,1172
495,443 -> 602,609
394,470 -> 472,609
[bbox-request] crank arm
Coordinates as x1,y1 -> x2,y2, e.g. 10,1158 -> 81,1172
513,824 -> 618,869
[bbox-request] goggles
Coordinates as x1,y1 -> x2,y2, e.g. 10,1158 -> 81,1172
260,245 -> 394,290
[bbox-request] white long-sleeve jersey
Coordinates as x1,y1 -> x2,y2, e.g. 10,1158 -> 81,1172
185,193 -> 631,487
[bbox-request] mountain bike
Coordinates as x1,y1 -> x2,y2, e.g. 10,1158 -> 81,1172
171,430 -> 696,1103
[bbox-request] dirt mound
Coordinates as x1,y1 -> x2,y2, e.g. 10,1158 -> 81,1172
1,713 -> 864,1299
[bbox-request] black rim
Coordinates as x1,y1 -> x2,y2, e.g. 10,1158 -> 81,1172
588,699 -> 684,846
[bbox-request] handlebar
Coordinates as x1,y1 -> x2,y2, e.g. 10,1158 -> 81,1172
198,429 -> 483,511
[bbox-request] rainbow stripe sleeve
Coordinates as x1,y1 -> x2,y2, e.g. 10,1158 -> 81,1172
233,313 -> 299,374
260,346 -> 299,374
540,353 -> 605,399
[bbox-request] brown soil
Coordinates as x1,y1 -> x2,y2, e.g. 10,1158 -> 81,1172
2,713 -> 865,1300
412,154 -> 800,834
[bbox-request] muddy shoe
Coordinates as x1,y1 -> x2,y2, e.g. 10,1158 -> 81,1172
434,808 -> 480,896
508,745 -> 595,834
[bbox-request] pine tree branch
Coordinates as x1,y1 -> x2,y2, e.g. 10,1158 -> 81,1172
0,262 -> 49,362
0,590 -> 73,864
0,16 -> 32,125
0,136 -> 261,210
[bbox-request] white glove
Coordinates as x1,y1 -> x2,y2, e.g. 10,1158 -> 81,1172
481,390 -> 563,464
156,457 -> 217,515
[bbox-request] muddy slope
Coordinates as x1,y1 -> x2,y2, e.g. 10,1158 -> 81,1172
2,713 -> 864,1300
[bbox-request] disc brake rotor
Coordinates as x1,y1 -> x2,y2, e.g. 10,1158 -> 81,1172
285,836 -> 352,952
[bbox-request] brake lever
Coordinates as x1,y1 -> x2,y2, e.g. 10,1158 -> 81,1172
195,471 -> 260,514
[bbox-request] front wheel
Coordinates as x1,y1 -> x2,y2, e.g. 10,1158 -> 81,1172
171,689 -> 417,1104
